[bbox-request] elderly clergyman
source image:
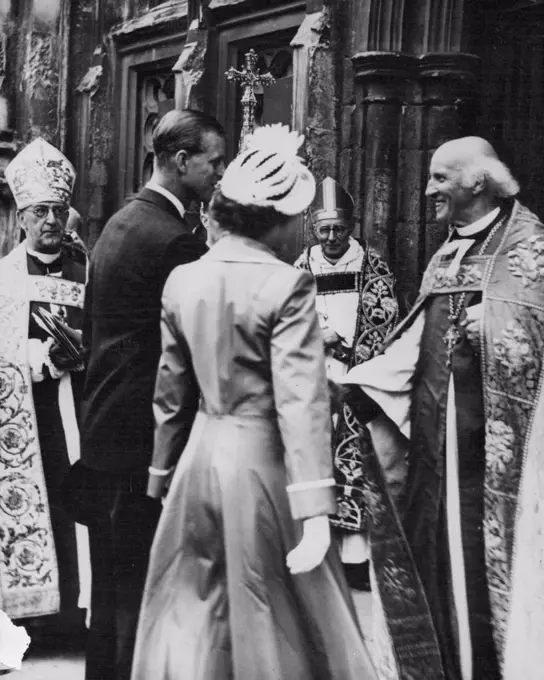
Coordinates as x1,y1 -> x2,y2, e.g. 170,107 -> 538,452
0,138 -> 90,630
294,177 -> 398,589
341,137 -> 544,680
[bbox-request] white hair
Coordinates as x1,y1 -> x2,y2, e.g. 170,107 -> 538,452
461,156 -> 520,198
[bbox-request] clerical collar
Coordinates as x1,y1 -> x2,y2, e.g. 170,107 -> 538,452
454,207 -> 500,237
146,181 -> 186,220
26,245 -> 61,264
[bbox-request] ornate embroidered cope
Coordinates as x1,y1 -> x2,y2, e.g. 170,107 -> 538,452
0,242 -> 85,618
355,201 -> 544,679
295,238 -> 398,532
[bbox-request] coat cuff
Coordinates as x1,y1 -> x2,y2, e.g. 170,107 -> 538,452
286,478 -> 336,520
146,467 -> 173,499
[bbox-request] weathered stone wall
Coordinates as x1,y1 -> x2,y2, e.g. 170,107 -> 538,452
303,6 -> 336,182
0,0 -> 155,253
67,0 -> 156,247
0,0 -> 18,256
0,0 -> 170,252
0,0 -> 73,255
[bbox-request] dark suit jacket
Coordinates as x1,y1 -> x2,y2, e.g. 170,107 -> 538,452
80,188 -> 207,473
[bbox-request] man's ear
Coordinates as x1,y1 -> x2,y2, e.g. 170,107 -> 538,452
174,149 -> 189,174
16,210 -> 26,231
472,172 -> 485,196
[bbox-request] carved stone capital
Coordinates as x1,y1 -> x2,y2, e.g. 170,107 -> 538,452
352,52 -> 416,102
417,52 -> 480,103
353,51 -> 415,81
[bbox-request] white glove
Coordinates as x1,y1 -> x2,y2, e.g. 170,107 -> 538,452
286,515 -> 331,575
28,338 -> 63,382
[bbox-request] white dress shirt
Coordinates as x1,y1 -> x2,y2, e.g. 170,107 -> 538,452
145,181 -> 186,220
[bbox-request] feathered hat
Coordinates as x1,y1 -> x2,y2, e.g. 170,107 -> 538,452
5,137 -> 76,210
219,124 -> 316,216
310,177 -> 354,225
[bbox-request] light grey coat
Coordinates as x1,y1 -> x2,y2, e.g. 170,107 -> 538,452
131,233 -> 377,680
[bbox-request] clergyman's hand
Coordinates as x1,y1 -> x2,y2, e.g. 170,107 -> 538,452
328,379 -> 352,414
322,326 -> 342,348
49,342 -> 81,372
460,303 -> 482,351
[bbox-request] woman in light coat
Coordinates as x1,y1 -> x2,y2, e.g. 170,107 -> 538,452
131,125 -> 377,680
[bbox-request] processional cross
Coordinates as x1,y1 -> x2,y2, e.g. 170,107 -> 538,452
226,49 -> 276,150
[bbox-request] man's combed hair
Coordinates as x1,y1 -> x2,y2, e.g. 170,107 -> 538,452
209,189 -> 290,240
462,156 -> 520,199
152,110 -> 225,166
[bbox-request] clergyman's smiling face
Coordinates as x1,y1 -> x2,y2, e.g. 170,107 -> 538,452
426,149 -> 475,226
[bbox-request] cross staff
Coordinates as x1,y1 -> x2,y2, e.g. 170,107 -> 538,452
226,49 -> 275,150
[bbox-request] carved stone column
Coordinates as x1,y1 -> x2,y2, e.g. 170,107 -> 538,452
418,52 -> 480,260
173,16 -> 209,112
15,0 -> 69,147
348,0 -> 479,307
296,10 -> 337,182
0,1 -> 21,256
352,52 -> 415,269
291,10 -> 331,255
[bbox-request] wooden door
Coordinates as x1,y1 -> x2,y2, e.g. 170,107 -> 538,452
214,6 -> 304,262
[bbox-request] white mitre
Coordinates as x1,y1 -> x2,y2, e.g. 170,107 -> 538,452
5,137 -> 76,210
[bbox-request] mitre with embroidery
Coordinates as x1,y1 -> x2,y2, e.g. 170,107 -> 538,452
5,137 -> 76,210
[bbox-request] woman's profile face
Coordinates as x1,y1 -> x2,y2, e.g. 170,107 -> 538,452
205,213 -> 225,247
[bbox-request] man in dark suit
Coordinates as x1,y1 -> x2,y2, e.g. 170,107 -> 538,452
76,109 -> 225,680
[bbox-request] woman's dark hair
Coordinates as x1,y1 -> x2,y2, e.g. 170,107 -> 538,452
209,189 -> 291,239
153,109 -> 225,166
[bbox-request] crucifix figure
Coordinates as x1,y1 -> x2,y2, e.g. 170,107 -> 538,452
443,323 -> 461,368
226,48 -> 275,150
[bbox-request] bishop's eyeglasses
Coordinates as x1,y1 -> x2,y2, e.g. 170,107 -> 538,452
25,205 -> 69,220
315,224 -> 349,238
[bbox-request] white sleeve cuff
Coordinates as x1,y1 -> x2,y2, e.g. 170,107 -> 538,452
148,466 -> 173,476
28,338 -> 51,383
286,478 -> 335,493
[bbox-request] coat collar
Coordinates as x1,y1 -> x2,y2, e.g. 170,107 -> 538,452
204,232 -> 283,265
144,181 -> 186,219
133,187 -> 189,225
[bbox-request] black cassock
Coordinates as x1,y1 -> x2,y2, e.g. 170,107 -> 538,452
25,251 -> 86,629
